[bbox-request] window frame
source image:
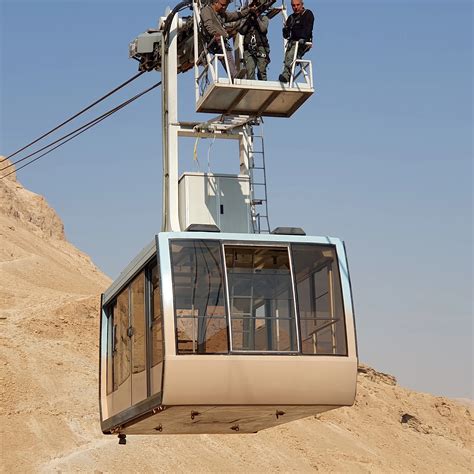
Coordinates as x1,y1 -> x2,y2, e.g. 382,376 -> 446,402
291,242 -> 349,357
170,239 -> 230,355
146,257 -> 165,397
104,254 -> 165,397
105,303 -> 115,395
168,238 -> 349,357
223,242 -> 300,354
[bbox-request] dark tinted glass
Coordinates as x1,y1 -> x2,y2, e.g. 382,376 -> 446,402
130,272 -> 146,374
113,289 -> 130,389
171,240 -> 228,354
151,264 -> 164,367
292,244 -> 347,355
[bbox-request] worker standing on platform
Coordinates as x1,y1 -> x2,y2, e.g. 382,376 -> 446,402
239,10 -> 270,80
278,0 -> 314,83
201,0 -> 252,79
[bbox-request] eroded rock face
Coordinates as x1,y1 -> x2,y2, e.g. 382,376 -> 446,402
0,156 -> 65,240
358,363 -> 397,386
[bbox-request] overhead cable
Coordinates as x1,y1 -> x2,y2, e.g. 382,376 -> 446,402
0,71 -> 146,164
0,82 -> 161,180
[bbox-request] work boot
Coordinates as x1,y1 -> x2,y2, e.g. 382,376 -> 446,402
278,74 -> 288,83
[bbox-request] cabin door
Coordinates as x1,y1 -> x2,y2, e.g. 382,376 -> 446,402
130,273 -> 148,405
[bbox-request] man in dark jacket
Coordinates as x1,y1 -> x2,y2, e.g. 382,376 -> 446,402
278,0 -> 314,83
239,11 -> 270,80
201,0 -> 251,79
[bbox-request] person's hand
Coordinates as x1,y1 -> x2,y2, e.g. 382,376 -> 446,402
298,38 -> 306,46
213,33 -> 226,45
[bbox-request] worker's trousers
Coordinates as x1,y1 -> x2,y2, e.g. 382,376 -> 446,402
244,47 -> 269,80
280,41 -> 306,82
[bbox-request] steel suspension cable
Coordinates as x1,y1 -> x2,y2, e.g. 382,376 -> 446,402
0,71 -> 146,164
0,81 -> 161,180
1,80 -> 156,173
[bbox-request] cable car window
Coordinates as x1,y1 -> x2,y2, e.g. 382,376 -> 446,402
292,244 -> 347,356
225,246 -> 297,352
150,264 -> 163,367
113,288 -> 131,390
170,240 -> 228,354
106,304 -> 115,395
130,272 -> 146,374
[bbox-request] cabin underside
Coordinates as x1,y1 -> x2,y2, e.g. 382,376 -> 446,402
110,404 -> 340,435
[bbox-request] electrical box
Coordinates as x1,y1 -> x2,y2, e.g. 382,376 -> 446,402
178,172 -> 251,233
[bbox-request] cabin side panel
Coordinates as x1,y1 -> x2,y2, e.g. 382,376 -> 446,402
100,242 -> 164,426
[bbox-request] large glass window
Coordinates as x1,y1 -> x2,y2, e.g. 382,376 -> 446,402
170,240 -> 228,354
130,273 -> 146,374
168,239 -> 348,357
225,246 -> 297,352
150,264 -> 164,367
113,289 -> 130,390
292,244 -> 347,355
106,264 -> 161,397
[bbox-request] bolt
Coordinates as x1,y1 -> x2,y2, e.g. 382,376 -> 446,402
276,410 -> 285,419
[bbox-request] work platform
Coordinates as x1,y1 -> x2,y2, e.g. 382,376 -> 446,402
196,79 -> 314,117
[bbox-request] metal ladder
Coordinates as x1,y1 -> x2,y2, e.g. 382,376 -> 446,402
248,129 -> 271,233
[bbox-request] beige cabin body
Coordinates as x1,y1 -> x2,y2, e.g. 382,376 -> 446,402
100,232 -> 358,435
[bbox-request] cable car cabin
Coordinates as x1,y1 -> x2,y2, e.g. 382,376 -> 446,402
99,231 -> 357,435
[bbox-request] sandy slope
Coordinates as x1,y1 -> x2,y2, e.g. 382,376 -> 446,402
0,157 -> 472,472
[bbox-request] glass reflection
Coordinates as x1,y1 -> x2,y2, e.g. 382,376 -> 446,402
292,244 -> 347,355
171,240 -> 228,354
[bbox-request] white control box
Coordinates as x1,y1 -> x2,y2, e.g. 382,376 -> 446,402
178,172 -> 251,233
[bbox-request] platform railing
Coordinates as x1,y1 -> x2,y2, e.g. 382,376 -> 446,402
215,36 -> 233,82
194,2 -> 234,103
289,41 -> 313,88
196,36 -> 236,101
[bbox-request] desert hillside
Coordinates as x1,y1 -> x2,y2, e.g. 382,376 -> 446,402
1,157 -> 472,473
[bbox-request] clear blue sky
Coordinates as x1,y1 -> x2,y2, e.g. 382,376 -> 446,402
1,0 -> 472,399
